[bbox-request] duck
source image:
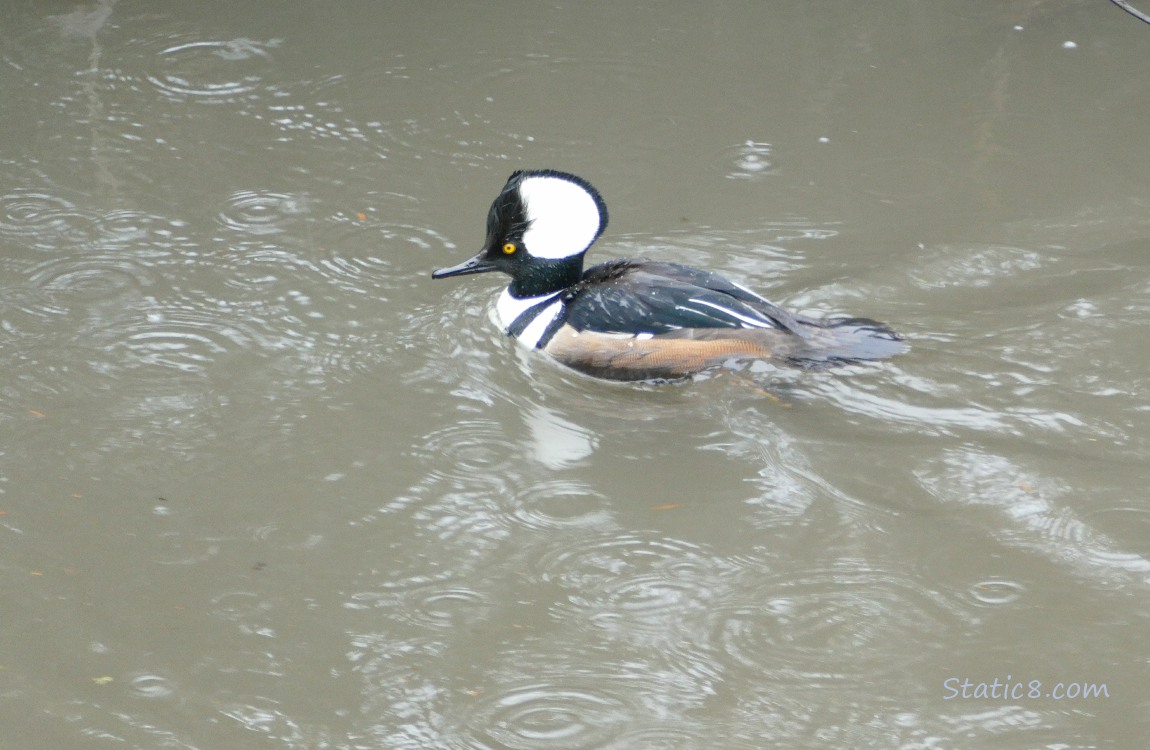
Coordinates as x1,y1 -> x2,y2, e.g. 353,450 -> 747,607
432,169 -> 906,381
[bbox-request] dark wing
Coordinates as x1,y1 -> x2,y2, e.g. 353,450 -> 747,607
564,260 -> 811,336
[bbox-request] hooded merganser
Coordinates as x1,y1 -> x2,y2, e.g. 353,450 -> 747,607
432,169 -> 906,381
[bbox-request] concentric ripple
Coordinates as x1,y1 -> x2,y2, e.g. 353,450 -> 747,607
409,420 -> 516,490
146,38 -> 282,103
536,531 -> 717,589
714,140 -> 776,180
126,672 -> 177,700
0,190 -> 100,246
216,190 -> 311,235
25,253 -> 158,300
102,306 -> 259,374
505,479 -> 613,531
94,209 -> 181,242
467,682 -> 635,750
359,584 -> 492,630
969,579 -> 1026,606
536,532 -> 727,658
215,244 -> 322,295
597,725 -> 711,750
709,563 -> 967,686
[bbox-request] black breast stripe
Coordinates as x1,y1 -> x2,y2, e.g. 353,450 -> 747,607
506,296 -> 563,340
534,306 -> 569,349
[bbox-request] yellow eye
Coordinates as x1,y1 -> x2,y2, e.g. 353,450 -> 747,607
502,242 -> 517,255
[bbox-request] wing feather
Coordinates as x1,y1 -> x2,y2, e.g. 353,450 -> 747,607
566,260 -> 808,335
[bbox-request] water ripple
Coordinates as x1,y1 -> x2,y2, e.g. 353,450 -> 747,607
412,420 -> 516,488
597,725 -> 711,750
505,479 -> 614,531
453,636 -> 717,749
349,548 -> 460,596
26,253 -> 158,300
969,579 -> 1026,606
536,532 -> 715,589
0,286 -> 69,341
917,448 -> 1150,587
401,286 -> 506,395
94,208 -> 182,242
714,140 -> 776,180
557,560 -> 722,640
910,243 -> 1048,290
217,190 -> 311,235
264,98 -> 375,145
126,672 -> 177,700
358,584 -> 492,631
215,222 -> 444,301
0,190 -> 100,246
215,244 -> 322,296
101,304 -> 260,374
536,531 -> 726,678
146,38 -> 282,103
466,681 -> 635,750
708,563 -> 966,686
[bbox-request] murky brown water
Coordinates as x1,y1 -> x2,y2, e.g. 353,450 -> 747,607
3,2 -> 1149,747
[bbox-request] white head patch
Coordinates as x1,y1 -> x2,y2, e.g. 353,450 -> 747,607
518,174 -> 604,260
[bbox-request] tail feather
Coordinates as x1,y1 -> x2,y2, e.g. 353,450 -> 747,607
788,317 -> 908,368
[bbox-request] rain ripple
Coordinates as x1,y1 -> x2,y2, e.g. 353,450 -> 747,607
596,725 -> 711,750
465,681 -> 636,750
969,579 -> 1026,606
714,140 -> 776,180
410,420 -> 516,490
101,303 -> 265,374
535,531 -> 727,679
537,531 -> 719,591
505,479 -> 614,531
217,190 -> 311,235
146,38 -> 282,104
0,189 -> 101,246
455,639 -> 714,750
354,583 -> 492,631
26,252 -> 158,301
708,563 -> 967,687
95,208 -> 182,243
126,672 -> 177,700
0,191 -> 189,255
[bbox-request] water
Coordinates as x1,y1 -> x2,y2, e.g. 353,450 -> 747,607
2,2 -> 1149,747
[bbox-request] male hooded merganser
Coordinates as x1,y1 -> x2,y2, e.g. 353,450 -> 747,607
432,169 -> 906,381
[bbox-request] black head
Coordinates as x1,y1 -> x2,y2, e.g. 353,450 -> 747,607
432,169 -> 609,297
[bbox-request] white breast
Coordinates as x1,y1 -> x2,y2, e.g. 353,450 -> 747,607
496,288 -> 565,349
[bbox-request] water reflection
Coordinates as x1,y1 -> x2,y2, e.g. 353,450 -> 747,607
917,448 -> 1150,588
